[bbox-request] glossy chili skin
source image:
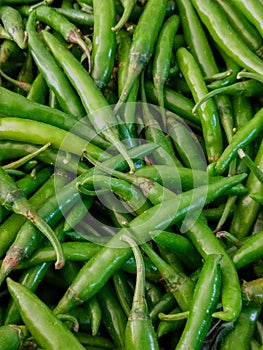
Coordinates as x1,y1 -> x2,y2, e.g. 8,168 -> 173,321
220,306 -> 262,350
97,281 -> 127,349
208,107 -> 263,176
41,29 -> 135,172
215,0 -> 263,52
185,216 -> 243,322
91,0 -> 116,89
175,254 -> 222,350
176,47 -> 223,162
114,0 -> 168,111
0,86 -> 108,148
26,12 -> 85,118
232,0 -> 263,38
7,278 -> 87,350
152,14 -> 180,124
191,0 -> 263,75
232,229 -> 263,270
121,235 -> 159,350
53,173 -> 245,315
229,139 -> 263,239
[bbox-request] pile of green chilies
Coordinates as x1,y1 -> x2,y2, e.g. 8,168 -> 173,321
1,0 -> 263,349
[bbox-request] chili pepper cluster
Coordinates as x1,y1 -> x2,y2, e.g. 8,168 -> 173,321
1,0 -> 263,349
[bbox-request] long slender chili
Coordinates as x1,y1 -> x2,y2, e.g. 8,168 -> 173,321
0,166 -> 64,269
121,235 -> 159,350
42,29 -> 135,173
114,0 -> 168,112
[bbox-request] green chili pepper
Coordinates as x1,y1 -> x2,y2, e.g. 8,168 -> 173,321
176,47 -> 223,162
145,80 -> 200,126
26,12 -> 86,118
232,0 -> 263,38
0,324 -> 29,350
7,278 -> 86,350
0,87 -> 108,148
185,217 -> 242,322
112,0 -> 136,31
114,0 -> 168,112
4,263 -> 51,325
193,79 -> 263,113
141,242 -> 194,312
149,230 -> 202,271
140,74 -> 182,167
53,173 -> 246,315
41,29 -> 135,173
220,306 -> 262,350
232,229 -> 263,270
208,108 -> 263,176
152,14 -> 180,126
15,242 -> 101,269
0,167 -> 60,259
166,113 -> 206,170
0,166 -> 64,270
91,0 -> 116,89
32,5 -> 92,68
215,0 -> 263,52
121,235 -> 159,350
112,271 -> 133,318
191,0 -> 263,75
0,6 -> 27,49
229,139 -> 263,238
97,281 -> 127,349
149,291 -> 177,324
175,254 -> 222,350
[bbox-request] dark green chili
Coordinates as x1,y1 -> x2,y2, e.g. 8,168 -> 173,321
149,230 -> 202,271
112,271 -> 132,318
120,235 -> 159,350
185,217 -> 242,322
220,306 -> 262,350
140,74 -> 182,167
175,254 -> 222,350
145,80 -> 200,126
152,14 -> 180,125
91,0 -> 116,88
207,108 -> 263,176
114,0 -> 168,112
141,242 -> 194,312
229,139 -> 263,238
166,113 -> 206,170
97,281 -> 127,349
232,229 -> 263,270
33,5 -> 91,66
193,79 -> 263,113
176,47 -> 223,162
